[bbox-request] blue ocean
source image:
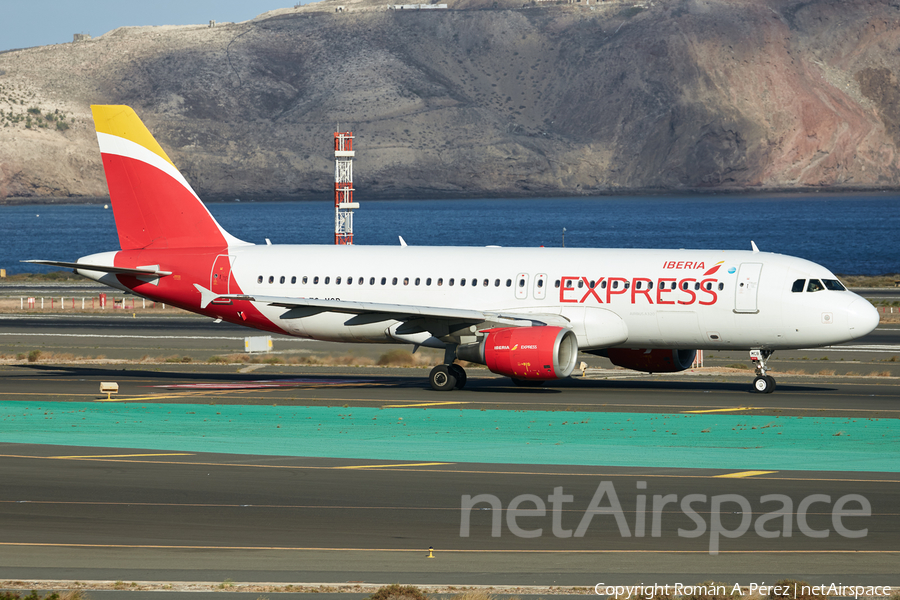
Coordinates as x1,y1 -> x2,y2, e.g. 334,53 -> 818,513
1,193 -> 897,275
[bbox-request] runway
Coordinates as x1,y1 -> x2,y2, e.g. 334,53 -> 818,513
0,315 -> 898,586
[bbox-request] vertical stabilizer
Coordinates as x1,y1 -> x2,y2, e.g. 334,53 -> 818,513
91,105 -> 248,250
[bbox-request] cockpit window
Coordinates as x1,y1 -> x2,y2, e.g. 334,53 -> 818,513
823,279 -> 846,291
791,279 -> 805,293
807,279 -> 825,292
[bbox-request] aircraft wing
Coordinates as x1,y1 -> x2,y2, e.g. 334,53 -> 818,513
195,285 -> 570,329
22,260 -> 173,277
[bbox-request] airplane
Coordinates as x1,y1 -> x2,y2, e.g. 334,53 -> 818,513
26,105 -> 880,394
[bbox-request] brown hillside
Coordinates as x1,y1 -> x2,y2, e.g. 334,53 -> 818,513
1,0 -> 900,201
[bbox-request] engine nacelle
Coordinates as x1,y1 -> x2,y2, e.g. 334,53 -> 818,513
457,326 -> 579,380
605,348 -> 697,373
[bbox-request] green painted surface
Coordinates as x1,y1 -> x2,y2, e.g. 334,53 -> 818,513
1,401 -> 897,472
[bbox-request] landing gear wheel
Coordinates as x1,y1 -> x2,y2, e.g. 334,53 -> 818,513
429,365 -> 457,391
749,349 -> 776,394
448,364 -> 467,389
512,378 -> 545,388
753,376 -> 772,394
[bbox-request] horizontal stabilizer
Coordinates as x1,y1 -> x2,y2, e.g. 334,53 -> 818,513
22,260 -> 172,277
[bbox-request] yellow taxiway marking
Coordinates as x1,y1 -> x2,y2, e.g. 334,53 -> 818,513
336,462 -> 451,469
47,453 -> 193,459
1,454 -> 895,484
0,542 -> 894,553
95,391 -> 218,402
381,401 -> 466,408
715,470 -> 778,478
683,407 -> 761,413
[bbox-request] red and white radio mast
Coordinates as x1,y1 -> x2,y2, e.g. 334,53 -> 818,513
333,131 -> 357,245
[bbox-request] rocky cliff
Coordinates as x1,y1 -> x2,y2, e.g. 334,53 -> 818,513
2,0 -> 900,201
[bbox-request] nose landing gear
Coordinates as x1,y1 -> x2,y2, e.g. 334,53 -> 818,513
750,349 -> 776,393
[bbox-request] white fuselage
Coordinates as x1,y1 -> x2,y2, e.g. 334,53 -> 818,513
201,244 -> 876,351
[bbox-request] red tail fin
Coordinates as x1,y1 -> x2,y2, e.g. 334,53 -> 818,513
91,105 -> 247,250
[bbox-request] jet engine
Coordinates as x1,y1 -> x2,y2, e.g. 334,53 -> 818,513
604,348 -> 697,373
457,326 -> 578,380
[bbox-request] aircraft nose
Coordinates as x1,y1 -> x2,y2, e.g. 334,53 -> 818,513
847,298 -> 879,339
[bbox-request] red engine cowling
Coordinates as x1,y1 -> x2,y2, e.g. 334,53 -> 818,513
605,348 -> 697,373
458,326 -> 579,380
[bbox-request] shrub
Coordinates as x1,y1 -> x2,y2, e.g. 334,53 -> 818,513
27,350 -> 42,362
681,581 -> 740,600
377,349 -> 416,366
366,585 -> 429,600
767,580 -> 825,600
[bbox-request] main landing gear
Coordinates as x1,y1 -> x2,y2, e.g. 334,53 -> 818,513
750,349 -> 776,394
429,363 -> 467,391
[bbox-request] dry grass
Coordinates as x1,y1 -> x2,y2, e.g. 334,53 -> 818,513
869,370 -> 891,377
838,273 -> 900,287
442,592 -> 521,600
815,369 -> 835,376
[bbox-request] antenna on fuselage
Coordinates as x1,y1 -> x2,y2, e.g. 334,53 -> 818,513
751,240 -> 760,253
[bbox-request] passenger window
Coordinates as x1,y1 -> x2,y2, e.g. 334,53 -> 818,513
602,281 -> 607,289
358,277 -> 363,285
291,276 -> 297,284
403,277 -> 409,286
370,277 -> 375,285
823,279 -> 846,291
718,283 -> 724,291
314,276 -> 319,284
336,276 -> 341,285
347,277 -> 353,285
437,278 -> 443,286
648,281 -> 653,290
257,276 -> 263,284
280,276 -> 285,284
624,282 -> 630,289
681,281 -> 689,290
415,277 -> 420,286
612,281 -> 619,290
495,279 -> 500,287
381,277 -> 386,285
555,280 -> 561,288
506,279 -> 512,287
483,279 -> 489,287
537,279 -> 544,288
449,278 -> 455,286
705,282 -> 712,290
807,279 -> 824,292
392,277 -> 398,285
325,276 -> 330,284
791,279 -> 805,293
460,279 -> 466,287
303,276 -> 308,284
268,276 -> 274,284
693,282 -> 700,290
518,278 -> 525,288
577,280 -> 584,288
427,278 -> 432,286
